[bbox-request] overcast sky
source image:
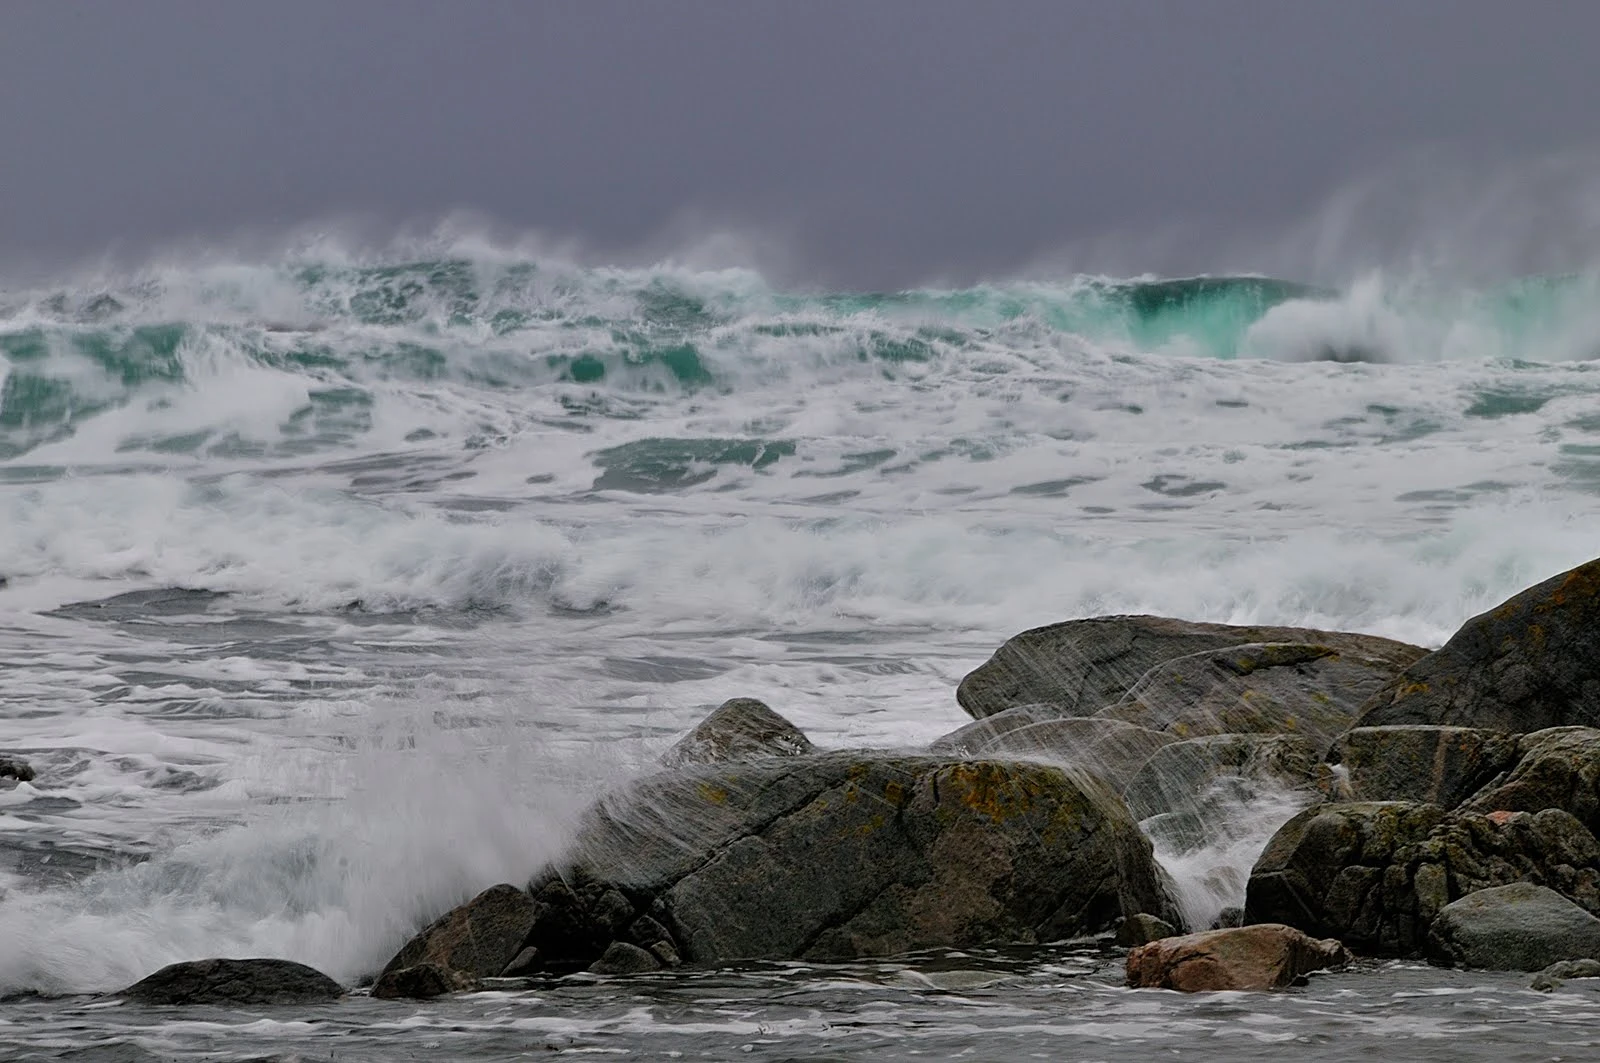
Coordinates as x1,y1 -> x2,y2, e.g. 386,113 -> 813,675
4,1 -> 1600,288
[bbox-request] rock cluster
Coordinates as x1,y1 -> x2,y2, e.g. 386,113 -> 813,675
116,555 -> 1600,1001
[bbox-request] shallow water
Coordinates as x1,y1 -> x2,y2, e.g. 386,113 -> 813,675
4,251 -> 1600,1053
5,952 -> 1594,1062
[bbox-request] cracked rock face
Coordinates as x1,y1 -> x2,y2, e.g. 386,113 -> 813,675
560,752 -> 1181,965
1245,801 -> 1600,955
955,615 -> 1424,724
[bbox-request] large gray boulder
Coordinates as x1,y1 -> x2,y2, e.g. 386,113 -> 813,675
1099,642 -> 1414,749
1427,883 -> 1600,971
957,615 -> 1424,721
523,753 -> 1179,970
1358,556 -> 1600,733
661,698 -> 814,767
1328,726 -> 1519,808
1245,801 -> 1600,955
121,958 -> 342,1005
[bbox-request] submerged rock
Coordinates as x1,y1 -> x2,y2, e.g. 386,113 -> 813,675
1427,883 -> 1600,971
956,615 -> 1423,722
1531,957 -> 1600,991
1245,801 -> 1600,955
0,756 -> 33,783
530,752 -> 1179,969
661,697 -> 814,767
1358,556 -> 1600,733
121,958 -> 342,1005
1100,642 -> 1404,748
1327,726 -> 1519,808
1125,924 -> 1350,991
376,883 -> 536,987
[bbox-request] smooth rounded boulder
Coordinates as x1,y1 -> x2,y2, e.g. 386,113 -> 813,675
1358,556 -> 1600,733
1427,883 -> 1600,971
121,958 -> 343,1005
956,615 -> 1424,721
1125,923 -> 1351,991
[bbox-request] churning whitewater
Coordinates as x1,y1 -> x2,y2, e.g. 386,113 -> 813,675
3,246 -> 1600,1058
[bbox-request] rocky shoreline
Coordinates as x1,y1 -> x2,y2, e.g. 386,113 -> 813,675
61,554 -> 1600,1003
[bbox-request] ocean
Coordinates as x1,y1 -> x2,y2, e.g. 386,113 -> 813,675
1,247 -> 1599,1060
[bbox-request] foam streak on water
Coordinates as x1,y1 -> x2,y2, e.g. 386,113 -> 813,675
2,246 -> 1600,1055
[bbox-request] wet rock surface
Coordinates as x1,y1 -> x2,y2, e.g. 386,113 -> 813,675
1125,733 -> 1317,821
1461,726 -> 1600,834
1125,923 -> 1351,991
661,697 -> 815,767
371,962 -> 479,1000
1327,726 -> 1519,808
562,752 -> 1179,965
375,883 -> 537,986
956,615 -> 1423,722
1099,642 -> 1404,748
121,958 -> 343,1005
1427,883 -> 1600,971
959,717 -> 1174,790
1246,801 -> 1600,955
1358,556 -> 1600,733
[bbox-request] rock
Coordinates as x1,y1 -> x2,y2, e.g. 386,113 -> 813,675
962,718 -> 1174,791
499,947 -> 540,977
1531,957 -> 1600,991
1117,913 -> 1179,946
1462,727 -> 1600,835
1100,643 -> 1407,749
957,615 -> 1424,721
927,705 -> 1053,755
1427,883 -> 1600,971
1125,924 -> 1351,991
1359,556 -> 1600,733
1211,906 -> 1245,930
588,941 -> 661,974
121,958 -> 342,1005
377,883 -> 536,986
1125,734 -> 1317,821
532,752 -> 1178,968
1326,726 -> 1519,808
0,756 -> 33,783
1246,801 -> 1600,955
662,698 -> 814,767
371,962 -> 479,1000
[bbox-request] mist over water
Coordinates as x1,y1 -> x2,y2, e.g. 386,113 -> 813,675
3,229 -> 1600,1057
